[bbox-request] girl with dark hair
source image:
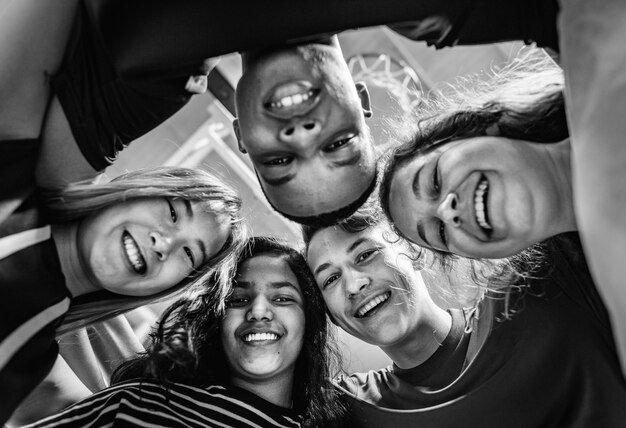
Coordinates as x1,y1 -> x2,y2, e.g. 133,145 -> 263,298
305,206 -> 626,427
0,166 -> 245,425
380,53 -> 569,259
379,52 -> 626,369
25,237 -> 346,427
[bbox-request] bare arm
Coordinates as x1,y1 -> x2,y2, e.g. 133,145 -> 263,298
559,0 -> 626,373
0,0 -> 78,140
6,355 -> 91,427
59,315 -> 147,392
36,96 -> 100,189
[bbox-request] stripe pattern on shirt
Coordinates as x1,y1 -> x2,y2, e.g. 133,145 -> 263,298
26,381 -> 302,428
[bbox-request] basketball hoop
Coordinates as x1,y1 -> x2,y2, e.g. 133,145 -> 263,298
347,53 -> 423,114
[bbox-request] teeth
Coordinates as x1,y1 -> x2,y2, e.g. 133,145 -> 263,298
269,90 -> 314,109
243,332 -> 280,342
357,292 -> 391,318
474,178 -> 492,230
123,233 -> 146,274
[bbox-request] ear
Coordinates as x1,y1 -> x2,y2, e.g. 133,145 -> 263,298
355,81 -> 373,118
232,118 -> 247,153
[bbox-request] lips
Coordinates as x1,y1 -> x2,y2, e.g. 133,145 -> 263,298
122,231 -> 146,275
355,291 -> 391,318
263,81 -> 320,119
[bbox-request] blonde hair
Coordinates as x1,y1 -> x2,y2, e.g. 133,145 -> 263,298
43,167 -> 247,336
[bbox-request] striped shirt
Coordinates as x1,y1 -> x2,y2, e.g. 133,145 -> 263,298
26,380 -> 302,428
0,187 -> 71,426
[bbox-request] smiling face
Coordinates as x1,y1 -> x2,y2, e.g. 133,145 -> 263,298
234,39 -> 376,218
221,255 -> 305,384
306,224 -> 430,348
77,198 -> 230,296
388,136 -> 566,258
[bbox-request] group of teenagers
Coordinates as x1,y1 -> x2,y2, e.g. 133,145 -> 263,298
2,0 -> 626,426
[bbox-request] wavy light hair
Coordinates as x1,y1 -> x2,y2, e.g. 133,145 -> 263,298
378,49 -> 566,292
43,167 -> 247,336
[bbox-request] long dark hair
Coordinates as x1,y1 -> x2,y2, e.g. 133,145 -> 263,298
378,51 -> 567,288
113,236 -> 347,427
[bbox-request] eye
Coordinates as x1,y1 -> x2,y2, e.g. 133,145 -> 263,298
184,247 -> 195,269
323,274 -> 340,290
264,156 -> 293,166
438,221 -> 448,248
356,248 -> 379,264
324,136 -> 354,152
432,162 -> 440,195
166,199 -> 177,222
226,296 -> 249,308
274,295 -> 296,303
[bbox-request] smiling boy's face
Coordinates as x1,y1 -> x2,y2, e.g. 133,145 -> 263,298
306,224 -> 430,348
234,38 -> 376,221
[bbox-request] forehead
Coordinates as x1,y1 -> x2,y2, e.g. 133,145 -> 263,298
308,225 -> 384,264
235,255 -> 302,292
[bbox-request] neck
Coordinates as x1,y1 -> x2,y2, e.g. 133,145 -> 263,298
51,222 -> 99,298
382,305 -> 452,369
230,369 -> 294,408
541,138 -> 577,233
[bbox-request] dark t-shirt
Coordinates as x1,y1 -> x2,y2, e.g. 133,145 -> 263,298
53,0 -> 559,170
336,234 -> 626,427
0,192 -> 70,425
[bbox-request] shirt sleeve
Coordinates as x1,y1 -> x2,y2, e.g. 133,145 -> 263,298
558,0 -> 626,370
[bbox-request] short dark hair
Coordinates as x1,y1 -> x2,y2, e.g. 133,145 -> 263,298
268,166 -> 379,227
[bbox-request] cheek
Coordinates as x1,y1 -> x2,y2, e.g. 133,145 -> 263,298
322,291 -> 344,319
159,259 -> 193,283
453,237 -> 519,258
450,236 -> 489,258
220,315 -> 240,354
289,309 -> 306,340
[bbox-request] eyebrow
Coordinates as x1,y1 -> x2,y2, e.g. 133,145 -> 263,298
331,151 -> 361,168
347,237 -> 368,253
412,165 -> 423,198
313,237 -> 369,277
259,172 -> 296,187
184,199 -> 208,267
313,262 -> 331,278
259,134 -> 364,187
235,281 -> 299,291
259,151 -> 361,188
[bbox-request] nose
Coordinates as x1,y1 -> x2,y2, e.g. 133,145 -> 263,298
150,230 -> 174,261
436,192 -> 462,227
345,275 -> 370,298
278,119 -> 321,147
246,297 -> 273,322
